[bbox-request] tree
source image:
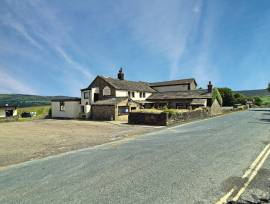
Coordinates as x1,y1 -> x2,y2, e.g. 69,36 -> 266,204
233,93 -> 247,105
218,88 -> 235,106
268,83 -> 270,92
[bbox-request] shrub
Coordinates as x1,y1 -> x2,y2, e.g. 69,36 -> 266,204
254,97 -> 263,106
233,93 -> 247,105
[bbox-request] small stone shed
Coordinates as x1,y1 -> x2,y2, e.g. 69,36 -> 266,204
91,97 -> 139,120
0,104 -> 17,118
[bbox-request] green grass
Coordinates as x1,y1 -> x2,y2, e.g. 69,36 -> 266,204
17,105 -> 51,121
261,96 -> 270,105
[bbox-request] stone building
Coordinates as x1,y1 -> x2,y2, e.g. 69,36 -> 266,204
0,104 -> 17,118
51,68 -> 222,120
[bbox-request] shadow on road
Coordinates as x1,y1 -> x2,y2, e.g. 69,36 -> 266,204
250,109 -> 270,112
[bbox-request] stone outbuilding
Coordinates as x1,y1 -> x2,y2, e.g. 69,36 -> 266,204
51,97 -> 81,119
91,97 -> 140,120
0,104 -> 17,118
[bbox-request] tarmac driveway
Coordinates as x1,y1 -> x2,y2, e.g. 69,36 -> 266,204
0,109 -> 270,203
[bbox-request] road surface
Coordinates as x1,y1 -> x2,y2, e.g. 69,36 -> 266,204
1,109 -> 270,204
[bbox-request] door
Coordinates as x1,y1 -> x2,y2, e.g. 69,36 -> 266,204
94,93 -> 99,102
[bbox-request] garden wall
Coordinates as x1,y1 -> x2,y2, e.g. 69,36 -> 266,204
128,109 -> 209,126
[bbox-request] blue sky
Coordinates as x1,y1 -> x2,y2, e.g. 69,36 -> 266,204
0,0 -> 270,96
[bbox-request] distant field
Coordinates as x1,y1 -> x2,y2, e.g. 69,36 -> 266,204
236,89 -> 270,97
261,96 -> 270,105
17,105 -> 51,121
0,94 -> 74,107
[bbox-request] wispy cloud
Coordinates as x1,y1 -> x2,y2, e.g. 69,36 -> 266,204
0,66 -> 37,94
2,0 -> 93,83
114,0 -> 204,79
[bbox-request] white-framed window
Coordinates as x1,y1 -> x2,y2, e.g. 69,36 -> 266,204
139,92 -> 145,98
132,92 -> 135,98
84,92 -> 89,99
128,91 -> 131,98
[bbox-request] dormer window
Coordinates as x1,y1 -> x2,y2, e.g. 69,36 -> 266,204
128,91 -> 131,98
132,92 -> 135,98
103,86 -> 111,96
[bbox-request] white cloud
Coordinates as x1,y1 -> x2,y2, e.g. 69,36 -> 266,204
0,67 -> 37,94
2,0 -> 93,81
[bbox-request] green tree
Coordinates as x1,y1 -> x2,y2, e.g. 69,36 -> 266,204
254,97 -> 263,106
233,93 -> 247,105
218,88 -> 234,106
268,83 -> 270,92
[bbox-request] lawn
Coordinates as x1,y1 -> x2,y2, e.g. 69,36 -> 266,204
17,105 -> 50,121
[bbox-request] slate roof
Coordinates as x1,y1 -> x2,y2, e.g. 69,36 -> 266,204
91,97 -> 128,106
147,90 -> 212,100
100,76 -> 156,93
51,97 -> 81,102
0,104 -> 17,108
149,78 -> 197,87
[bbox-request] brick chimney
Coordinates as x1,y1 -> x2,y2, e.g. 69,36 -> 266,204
208,81 -> 213,93
117,68 -> 124,80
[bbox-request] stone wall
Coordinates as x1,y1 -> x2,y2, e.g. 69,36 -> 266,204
129,109 -> 209,126
91,105 -> 116,120
128,112 -> 168,126
209,99 -> 222,116
166,109 -> 209,125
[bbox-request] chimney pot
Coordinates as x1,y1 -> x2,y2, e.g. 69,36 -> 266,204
118,68 -> 124,80
208,81 -> 213,93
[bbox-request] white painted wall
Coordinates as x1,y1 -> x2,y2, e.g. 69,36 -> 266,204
90,88 -> 99,103
0,109 -> 5,118
13,109 -> 17,116
0,108 -> 17,118
116,90 -> 128,97
52,101 -> 81,119
129,91 -> 152,101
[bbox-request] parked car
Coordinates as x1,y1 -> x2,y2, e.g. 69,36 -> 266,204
21,112 -> 32,118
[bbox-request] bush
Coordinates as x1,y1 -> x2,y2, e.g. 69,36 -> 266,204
233,93 -> 247,105
218,88 -> 234,106
254,97 -> 263,106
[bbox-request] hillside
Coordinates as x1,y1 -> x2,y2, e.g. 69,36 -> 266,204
0,94 -> 76,107
236,89 -> 270,97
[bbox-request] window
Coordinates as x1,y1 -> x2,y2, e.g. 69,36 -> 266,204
84,92 -> 89,99
139,92 -> 142,98
60,101 -> 65,111
81,106 -> 85,113
103,86 -> 111,96
143,92 -> 146,98
132,92 -> 135,98
128,91 -> 131,98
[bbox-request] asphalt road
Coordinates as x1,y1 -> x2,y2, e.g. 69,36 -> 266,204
1,109 -> 270,204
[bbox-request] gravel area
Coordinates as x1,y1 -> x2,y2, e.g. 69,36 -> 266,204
0,119 -> 158,167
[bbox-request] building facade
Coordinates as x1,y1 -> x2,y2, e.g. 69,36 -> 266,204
51,68 -> 221,120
